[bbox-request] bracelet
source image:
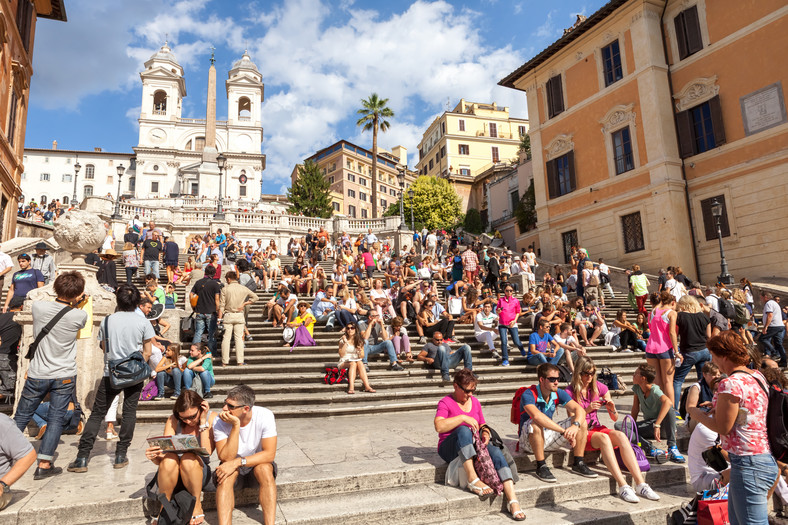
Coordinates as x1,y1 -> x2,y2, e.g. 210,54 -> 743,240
199,423 -> 211,432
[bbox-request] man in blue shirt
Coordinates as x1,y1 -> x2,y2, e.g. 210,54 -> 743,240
310,290 -> 337,330
3,254 -> 45,312
519,363 -> 595,483
527,319 -> 565,366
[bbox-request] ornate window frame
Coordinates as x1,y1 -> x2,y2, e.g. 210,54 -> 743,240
673,75 -> 719,112
594,32 -> 629,91
544,133 -> 574,161
599,104 -> 640,177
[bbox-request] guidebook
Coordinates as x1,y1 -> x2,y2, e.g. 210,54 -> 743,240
146,434 -> 210,455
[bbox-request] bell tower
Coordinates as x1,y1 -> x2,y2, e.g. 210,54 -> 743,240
138,42 -> 186,148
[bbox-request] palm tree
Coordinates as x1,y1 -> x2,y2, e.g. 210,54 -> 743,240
356,94 -> 394,217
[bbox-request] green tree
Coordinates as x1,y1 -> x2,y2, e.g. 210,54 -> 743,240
386,176 -> 461,231
519,133 -> 531,160
464,208 -> 483,234
286,160 -> 333,218
514,179 -> 537,232
356,93 -> 394,217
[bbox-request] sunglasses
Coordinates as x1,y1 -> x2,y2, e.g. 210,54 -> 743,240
178,410 -> 200,422
545,376 -> 560,383
581,370 -> 596,377
223,401 -> 247,411
458,385 -> 476,394
346,326 -> 356,331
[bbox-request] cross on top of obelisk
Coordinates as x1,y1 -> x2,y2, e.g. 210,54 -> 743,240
210,45 -> 216,65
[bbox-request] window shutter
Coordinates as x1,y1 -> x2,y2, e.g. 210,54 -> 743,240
546,159 -> 558,199
675,109 -> 694,158
684,6 -> 703,55
674,12 -> 688,60
552,76 -> 564,115
566,151 -> 576,192
700,196 -> 731,241
708,95 -> 726,147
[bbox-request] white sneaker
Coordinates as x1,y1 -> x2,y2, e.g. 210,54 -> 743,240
619,485 -> 640,503
636,483 -> 660,501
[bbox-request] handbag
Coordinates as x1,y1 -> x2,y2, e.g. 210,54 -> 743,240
472,429 -> 503,495
180,314 -> 195,342
448,296 -> 463,316
145,476 -> 196,525
702,445 -> 728,473
697,498 -> 729,525
104,317 -> 151,389
25,304 -> 73,360
598,367 -> 620,390
614,414 -> 651,473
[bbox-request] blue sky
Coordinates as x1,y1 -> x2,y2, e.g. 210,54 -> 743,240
26,0 -> 604,194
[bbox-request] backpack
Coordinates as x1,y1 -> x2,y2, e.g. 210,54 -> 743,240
614,414 -> 651,473
735,371 -> 788,462
510,385 -> 539,426
716,297 -> 736,319
139,380 -> 158,401
732,301 -> 751,325
323,367 -> 348,385
588,271 -> 600,287
240,272 -> 257,292
679,384 -> 691,420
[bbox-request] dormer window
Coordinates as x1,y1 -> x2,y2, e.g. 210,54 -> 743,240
153,91 -> 167,115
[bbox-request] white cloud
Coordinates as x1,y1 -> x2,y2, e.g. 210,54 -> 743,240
125,105 -> 141,133
534,10 -> 557,40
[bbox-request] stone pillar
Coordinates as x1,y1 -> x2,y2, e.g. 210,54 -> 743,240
14,211 -> 116,418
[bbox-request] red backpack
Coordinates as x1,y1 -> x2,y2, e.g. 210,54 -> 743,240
510,385 -> 539,426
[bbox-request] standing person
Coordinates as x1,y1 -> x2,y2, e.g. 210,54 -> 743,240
218,271 -> 257,367
687,331 -> 777,525
163,235 -> 180,284
68,284 -> 155,473
96,249 -> 119,292
484,252 -> 500,296
2,254 -> 45,312
497,285 -> 525,367
672,295 -> 711,411
12,271 -> 88,480
121,242 -> 139,284
31,242 -> 57,285
645,291 -> 678,406
0,248 -> 15,290
0,307 -> 22,402
191,265 -> 222,354
212,385 -> 278,525
598,258 -> 615,299
461,245 -> 479,284
0,414 -> 37,511
142,231 -> 164,280
630,265 -> 650,315
759,291 -> 786,367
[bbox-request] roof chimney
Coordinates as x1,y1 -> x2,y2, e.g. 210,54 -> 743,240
52,140 -> 57,150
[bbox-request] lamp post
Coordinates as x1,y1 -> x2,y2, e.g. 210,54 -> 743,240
71,160 -> 81,207
215,153 -> 226,220
397,166 -> 406,229
408,187 -> 415,231
711,198 -> 734,285
111,164 -> 125,220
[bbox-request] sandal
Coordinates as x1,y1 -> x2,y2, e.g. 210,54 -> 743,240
364,388 -> 376,393
467,477 -> 493,498
190,515 -> 205,525
507,499 -> 526,521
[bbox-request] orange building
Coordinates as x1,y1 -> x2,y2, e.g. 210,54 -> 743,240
0,0 -> 66,240
500,0 -> 787,284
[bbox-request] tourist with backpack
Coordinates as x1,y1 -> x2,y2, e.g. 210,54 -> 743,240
566,357 -> 660,503
687,331 -> 778,525
759,291 -> 786,368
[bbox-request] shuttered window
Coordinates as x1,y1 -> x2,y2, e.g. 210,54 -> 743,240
676,95 -> 725,158
674,5 -> 703,60
546,151 -> 576,199
491,147 -> 500,163
546,75 -> 565,118
700,196 -> 730,242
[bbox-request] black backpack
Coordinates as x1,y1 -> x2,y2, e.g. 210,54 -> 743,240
679,385 -> 691,420
733,371 -> 788,462
716,297 -> 736,319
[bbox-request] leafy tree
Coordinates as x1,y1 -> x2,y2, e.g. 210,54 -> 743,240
514,179 -> 537,232
386,176 -> 461,231
356,93 -> 394,217
286,160 -> 333,218
519,133 -> 531,160
464,208 -> 483,234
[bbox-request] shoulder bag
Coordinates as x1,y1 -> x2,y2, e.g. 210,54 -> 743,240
104,316 -> 151,389
25,304 -> 73,360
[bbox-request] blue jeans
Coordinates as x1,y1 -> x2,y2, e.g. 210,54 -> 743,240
333,310 -> 355,329
728,453 -> 778,525
183,369 -> 215,393
193,313 -> 217,353
429,344 -> 473,377
14,376 -> 76,461
363,340 -> 397,364
156,369 -> 183,397
144,260 -> 160,279
498,325 -> 525,361
437,426 -> 512,482
760,326 -> 786,365
673,348 -> 711,410
526,347 -> 565,366
32,402 -> 78,433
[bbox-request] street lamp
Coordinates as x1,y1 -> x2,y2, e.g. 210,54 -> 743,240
111,164 -> 125,219
711,198 -> 733,285
72,159 -> 81,207
215,153 -> 226,220
397,166 -> 406,229
408,187 -> 415,231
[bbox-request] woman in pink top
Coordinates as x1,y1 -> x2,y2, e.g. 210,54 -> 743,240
361,250 -> 375,287
645,291 -> 678,405
688,331 -> 776,525
496,285 -> 525,367
434,369 -> 524,521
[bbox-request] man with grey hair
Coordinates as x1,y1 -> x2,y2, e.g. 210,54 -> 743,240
213,384 -> 277,525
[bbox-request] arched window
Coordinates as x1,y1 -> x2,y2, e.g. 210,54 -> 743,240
85,164 -> 95,179
153,90 -> 167,115
40,195 -> 47,205
62,196 -> 69,204
185,139 -> 192,150
238,97 -> 251,120
194,137 -> 206,151
84,185 -> 93,198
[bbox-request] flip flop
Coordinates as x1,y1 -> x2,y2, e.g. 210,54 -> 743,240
190,515 -> 205,525
364,388 -> 376,393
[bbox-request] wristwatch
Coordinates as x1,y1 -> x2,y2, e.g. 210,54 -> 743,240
0,480 -> 9,492
240,457 -> 247,467
572,421 -> 581,427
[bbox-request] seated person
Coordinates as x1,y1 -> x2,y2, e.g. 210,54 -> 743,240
474,300 -> 499,359
310,289 -> 336,328
416,297 -> 457,345
154,344 -> 186,401
416,331 -> 473,382
519,363 -> 597,483
268,287 -> 297,328
527,319 -> 567,368
611,309 -> 640,352
622,364 -> 684,463
566,357 -> 660,503
390,316 -> 412,362
285,302 -> 316,348
213,385 -> 277,525
0,414 -> 37,510
361,311 -> 404,372
145,391 -> 218,525
686,376 -> 730,492
337,322 -> 375,394
184,343 -> 215,400
553,322 -> 586,362
683,361 -> 720,433
435,369 -> 524,521
574,304 -> 605,346
32,391 -> 83,439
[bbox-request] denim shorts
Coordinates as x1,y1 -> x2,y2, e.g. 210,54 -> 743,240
647,349 -> 674,360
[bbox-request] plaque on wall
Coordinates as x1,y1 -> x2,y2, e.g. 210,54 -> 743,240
739,82 -> 787,136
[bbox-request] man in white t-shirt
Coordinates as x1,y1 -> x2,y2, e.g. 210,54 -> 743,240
426,231 -> 438,256
474,301 -> 499,359
760,291 -> 786,367
0,250 -> 13,290
687,422 -> 728,492
553,322 -> 585,363
213,384 -> 277,525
